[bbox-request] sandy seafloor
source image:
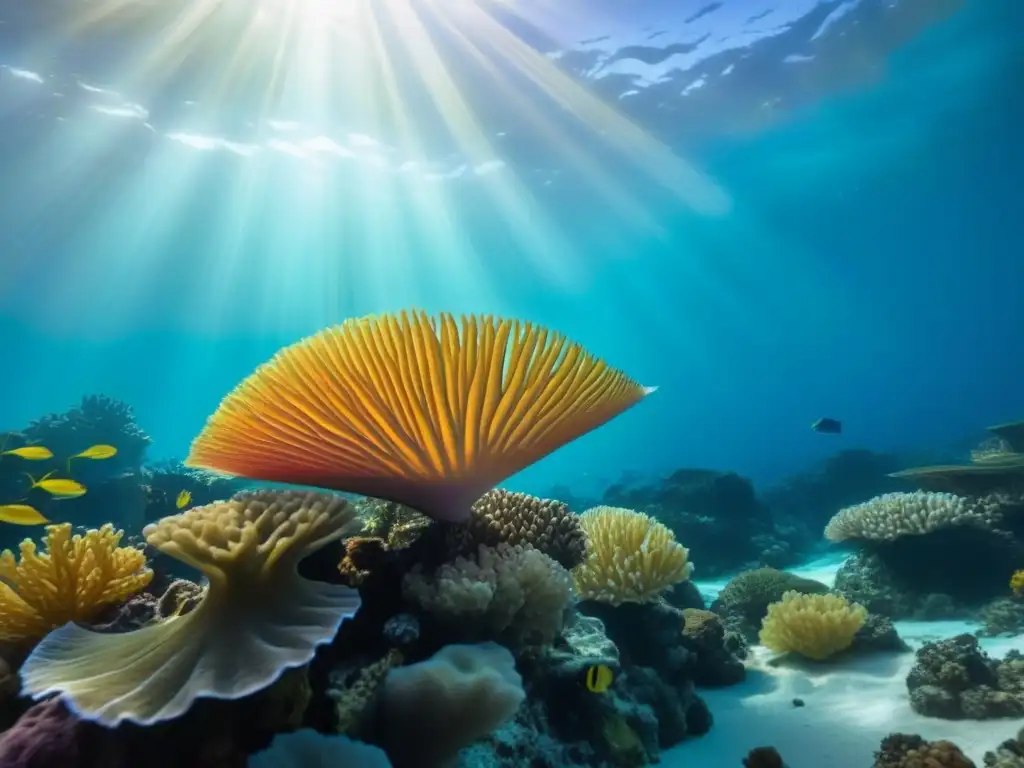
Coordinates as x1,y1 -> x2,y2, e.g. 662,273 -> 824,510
664,553 -> 1022,766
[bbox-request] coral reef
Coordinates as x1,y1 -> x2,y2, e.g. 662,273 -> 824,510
0,523 -> 152,644
833,551 -> 968,621
572,506 -> 693,605
602,468 -> 783,575
403,543 -> 573,645
141,460 -> 244,522
19,490 -> 361,726
825,491 -> 1009,542
373,642 -> 526,768
710,567 -> 830,642
907,634 -> 1024,719
979,597 -> 1024,637
0,396 -> 152,543
873,733 -> 975,767
826,489 -> 1024,611
184,311 -> 654,524
758,591 -> 867,661
985,725 -> 1024,767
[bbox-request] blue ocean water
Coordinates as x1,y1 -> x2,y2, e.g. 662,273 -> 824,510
0,3 -> 1022,765
1,0 -> 1019,499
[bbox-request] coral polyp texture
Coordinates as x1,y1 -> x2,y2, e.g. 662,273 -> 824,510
403,542 -> 574,643
758,591 -> 867,660
824,490 -> 1006,542
0,523 -> 152,643
19,490 -> 361,727
184,311 -> 654,523
468,489 -> 588,569
572,505 -> 693,605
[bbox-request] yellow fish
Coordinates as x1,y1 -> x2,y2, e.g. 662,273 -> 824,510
25,472 -> 87,499
66,444 -> 118,471
176,490 -> 192,510
0,504 -> 49,525
585,664 -> 614,693
1,446 -> 53,460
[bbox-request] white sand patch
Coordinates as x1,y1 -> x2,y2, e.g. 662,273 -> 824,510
664,621 -> 1024,767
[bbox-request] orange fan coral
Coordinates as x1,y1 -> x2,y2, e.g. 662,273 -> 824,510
186,311 -> 654,522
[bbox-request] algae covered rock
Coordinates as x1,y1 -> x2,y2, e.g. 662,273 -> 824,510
907,634 -> 1024,719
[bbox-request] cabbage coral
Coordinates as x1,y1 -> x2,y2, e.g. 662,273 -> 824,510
572,506 -> 693,605
759,591 -> 867,660
0,523 -> 152,644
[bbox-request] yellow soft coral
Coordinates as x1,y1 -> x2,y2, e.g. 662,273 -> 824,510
1011,569 -> 1024,594
0,523 -> 152,643
572,506 -> 693,605
759,591 -> 867,661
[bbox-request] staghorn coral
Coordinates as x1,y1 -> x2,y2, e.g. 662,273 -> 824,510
573,506 -> 693,605
873,733 -> 975,767
0,523 -> 152,643
468,489 -> 588,569
184,311 -> 654,524
19,490 -> 361,727
403,543 -> 573,644
759,591 -> 867,660
825,491 -> 1006,542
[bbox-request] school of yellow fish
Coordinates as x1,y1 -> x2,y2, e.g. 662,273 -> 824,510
0,442 -> 118,525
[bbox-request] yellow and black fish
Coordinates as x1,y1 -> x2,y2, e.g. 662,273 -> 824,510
584,663 -> 614,693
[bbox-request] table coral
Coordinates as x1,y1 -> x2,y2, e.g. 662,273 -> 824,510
19,490 -> 361,727
0,523 -> 152,644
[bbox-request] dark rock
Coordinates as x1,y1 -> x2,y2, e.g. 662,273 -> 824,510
907,634 -> 1024,719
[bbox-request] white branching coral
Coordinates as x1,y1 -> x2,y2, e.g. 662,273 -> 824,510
824,491 -> 1005,542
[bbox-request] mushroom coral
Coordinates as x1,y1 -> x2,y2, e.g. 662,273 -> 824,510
20,490 -> 359,727
184,310 -> 655,523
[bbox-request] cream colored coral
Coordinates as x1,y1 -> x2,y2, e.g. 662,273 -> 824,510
20,490 -> 361,727
759,591 -> 867,660
403,543 -> 573,643
0,523 -> 152,642
824,491 -> 1004,542
572,506 -> 693,606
